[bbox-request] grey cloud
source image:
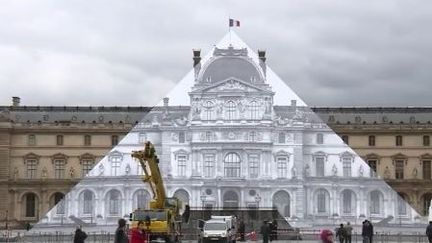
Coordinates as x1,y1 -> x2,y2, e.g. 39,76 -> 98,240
0,0 -> 431,106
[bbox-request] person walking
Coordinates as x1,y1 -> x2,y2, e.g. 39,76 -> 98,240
271,220 -> 278,241
345,222 -> 353,243
260,220 -> 271,243
114,218 -> 129,243
73,225 -> 87,243
320,229 -> 334,243
130,221 -> 147,243
426,221 -> 432,243
335,224 -> 347,243
367,220 -> 374,243
238,219 -> 245,241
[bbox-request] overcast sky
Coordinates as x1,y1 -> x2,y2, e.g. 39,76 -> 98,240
0,0 -> 431,107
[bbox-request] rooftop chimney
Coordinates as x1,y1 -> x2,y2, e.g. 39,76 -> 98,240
193,49 -> 201,67
258,50 -> 267,77
193,49 -> 202,81
12,97 -> 20,107
163,97 -> 169,107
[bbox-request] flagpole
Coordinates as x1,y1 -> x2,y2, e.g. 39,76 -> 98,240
228,16 -> 232,45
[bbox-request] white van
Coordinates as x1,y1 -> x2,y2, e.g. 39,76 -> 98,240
198,216 -> 237,243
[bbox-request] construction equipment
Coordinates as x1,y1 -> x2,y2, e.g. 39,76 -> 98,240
130,141 -> 189,242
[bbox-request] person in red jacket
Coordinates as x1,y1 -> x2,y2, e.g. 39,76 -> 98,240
130,221 -> 147,243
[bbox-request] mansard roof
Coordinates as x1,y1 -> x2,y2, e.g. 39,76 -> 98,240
2,105 -> 432,125
199,46 -> 265,84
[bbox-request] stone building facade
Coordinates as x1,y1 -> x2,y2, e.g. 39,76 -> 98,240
27,45 -> 420,231
1,56 -> 431,229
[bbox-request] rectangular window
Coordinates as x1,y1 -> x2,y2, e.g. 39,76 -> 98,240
111,157 -> 121,176
368,160 -> 378,177
316,157 -> 325,177
203,154 -> 215,177
277,157 -> 288,178
368,135 -> 375,146
28,135 -> 36,146
424,136 -> 430,146
54,159 -> 65,179
84,135 -> 91,146
138,133 -> 146,144
423,160 -> 431,180
111,135 -> 119,146
396,135 -> 403,146
317,193 -> 326,213
395,160 -> 404,179
26,159 -> 37,179
56,135 -> 64,146
249,155 -> 259,178
179,132 -> 185,143
177,155 -> 187,177
316,133 -> 324,144
205,131 -> 212,142
342,157 -> 352,177
81,159 -> 94,177
341,135 -> 349,145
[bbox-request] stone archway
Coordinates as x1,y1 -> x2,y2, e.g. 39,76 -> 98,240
421,193 -> 432,216
173,189 -> 190,206
223,190 -> 239,209
273,191 -> 290,217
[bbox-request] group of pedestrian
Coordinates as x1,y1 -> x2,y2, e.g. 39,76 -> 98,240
361,220 -> 374,243
73,218 -> 149,243
320,220 -> 372,243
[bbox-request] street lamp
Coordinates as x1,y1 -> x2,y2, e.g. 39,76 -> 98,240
254,194 -> 262,208
200,195 -> 207,209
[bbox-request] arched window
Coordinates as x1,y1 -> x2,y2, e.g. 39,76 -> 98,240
341,190 -> 356,215
273,191 -> 290,217
226,101 -> 236,120
422,193 -> 432,215
82,190 -> 94,215
108,190 -> 121,215
173,189 -> 190,206
223,191 -> 239,209
224,153 -> 241,177
52,192 -> 65,214
397,193 -> 407,216
370,190 -> 383,215
278,133 -> 285,143
203,101 -> 214,120
316,189 -> 329,214
24,193 -> 37,217
316,133 -> 324,144
134,190 -> 150,209
249,101 -> 259,119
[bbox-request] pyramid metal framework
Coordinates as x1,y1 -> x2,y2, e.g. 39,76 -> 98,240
28,31 -> 423,236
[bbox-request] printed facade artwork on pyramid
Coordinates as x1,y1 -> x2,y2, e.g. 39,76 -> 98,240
30,32 -> 421,234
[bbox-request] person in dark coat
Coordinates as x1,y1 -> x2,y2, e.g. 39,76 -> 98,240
238,219 -> 246,241
260,220 -> 271,243
114,218 -> 129,243
335,224 -> 347,243
73,226 -> 87,243
426,221 -> 432,243
270,220 -> 278,241
361,220 -> 373,243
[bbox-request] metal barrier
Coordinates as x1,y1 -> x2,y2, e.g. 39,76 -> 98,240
7,230 -> 431,243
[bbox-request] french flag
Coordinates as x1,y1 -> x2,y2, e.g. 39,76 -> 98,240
229,18 -> 240,27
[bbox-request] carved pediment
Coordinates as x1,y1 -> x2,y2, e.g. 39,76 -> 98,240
173,149 -> 190,160
79,153 -> 95,161
192,78 -> 273,94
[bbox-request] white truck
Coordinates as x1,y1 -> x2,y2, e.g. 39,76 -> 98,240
198,216 -> 237,243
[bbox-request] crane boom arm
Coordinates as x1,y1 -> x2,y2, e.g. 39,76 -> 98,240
131,141 -> 166,209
